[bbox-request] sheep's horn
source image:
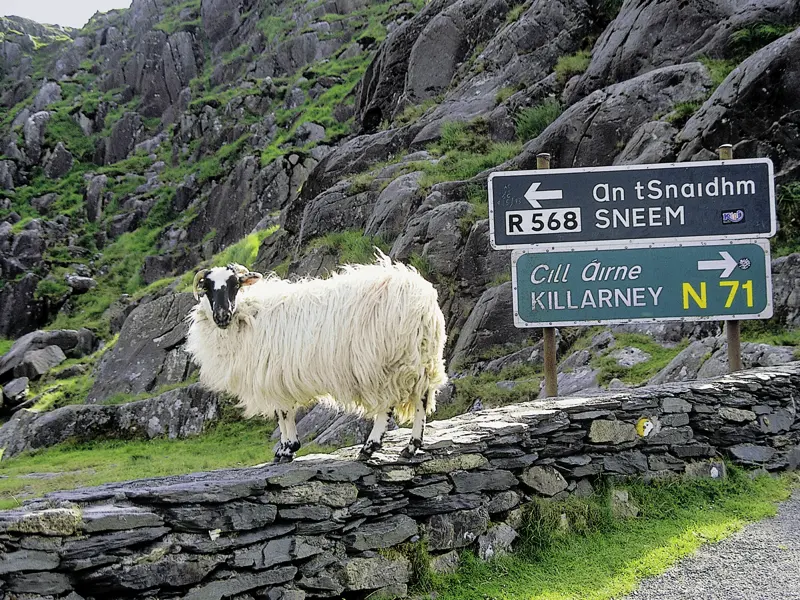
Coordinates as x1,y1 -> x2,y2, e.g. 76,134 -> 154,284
192,269 -> 209,301
227,263 -> 249,276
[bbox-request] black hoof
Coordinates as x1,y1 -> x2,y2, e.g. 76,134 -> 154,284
400,438 -> 422,459
274,453 -> 294,463
358,441 -> 381,460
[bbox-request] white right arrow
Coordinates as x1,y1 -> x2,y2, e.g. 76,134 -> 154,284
524,182 -> 563,208
697,252 -> 737,278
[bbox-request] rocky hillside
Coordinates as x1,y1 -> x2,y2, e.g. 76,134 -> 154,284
1,0 -> 800,442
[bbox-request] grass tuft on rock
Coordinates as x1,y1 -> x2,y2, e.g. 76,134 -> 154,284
515,97 -> 563,141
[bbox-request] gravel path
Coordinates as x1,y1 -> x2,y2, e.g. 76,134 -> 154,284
624,491 -> 800,600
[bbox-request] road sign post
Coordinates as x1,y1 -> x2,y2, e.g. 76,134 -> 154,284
488,159 -> 776,250
718,144 -> 744,373
491,153 -> 776,391
511,241 -> 772,328
536,153 -> 558,398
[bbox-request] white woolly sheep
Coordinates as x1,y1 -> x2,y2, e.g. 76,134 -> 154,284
185,253 -> 447,462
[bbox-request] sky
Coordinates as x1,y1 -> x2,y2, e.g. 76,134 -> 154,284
1,0 -> 132,29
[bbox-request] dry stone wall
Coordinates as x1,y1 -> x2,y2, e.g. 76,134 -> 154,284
2,363 -> 800,599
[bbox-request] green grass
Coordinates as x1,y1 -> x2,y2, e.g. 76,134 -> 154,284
665,100 -> 703,126
0,414 -> 283,510
729,23 -> 797,60
0,338 -> 14,356
515,98 -> 563,142
440,364 -> 542,421
505,4 -> 526,25
591,333 -> 689,386
430,468 -> 793,600
741,322 -> 800,349
307,230 -> 390,265
213,226 -> 279,270
773,182 -> 800,256
554,50 -> 591,84
699,56 -> 738,88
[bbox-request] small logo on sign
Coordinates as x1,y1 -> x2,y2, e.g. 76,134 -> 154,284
722,210 -> 745,224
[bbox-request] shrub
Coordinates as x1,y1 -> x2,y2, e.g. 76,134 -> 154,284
515,98 -> 562,141
308,230 -> 389,265
554,50 -> 591,84
729,23 -> 796,60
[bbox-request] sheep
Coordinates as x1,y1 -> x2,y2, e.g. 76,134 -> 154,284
184,253 -> 447,462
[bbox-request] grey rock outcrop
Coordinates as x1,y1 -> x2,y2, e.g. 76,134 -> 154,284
32,81 -> 62,111
43,142 -> 74,179
0,274 -> 47,338
12,345 -> 66,380
23,111 -> 51,164
772,253 -> 800,327
104,112 -> 142,164
0,384 -> 222,459
84,174 -> 108,223
515,63 -> 713,169
0,328 -> 95,383
450,283 -> 537,370
677,28 -> 800,177
87,293 -> 197,403
567,0 -> 800,102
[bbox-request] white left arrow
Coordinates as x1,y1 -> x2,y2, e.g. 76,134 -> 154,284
697,252 -> 737,278
524,182 -> 563,208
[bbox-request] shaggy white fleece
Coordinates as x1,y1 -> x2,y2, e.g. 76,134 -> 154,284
185,254 -> 447,424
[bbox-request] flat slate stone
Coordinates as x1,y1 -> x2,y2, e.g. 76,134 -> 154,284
81,506 -> 164,532
426,507 -> 489,551
163,501 -> 277,532
183,566 -> 297,600
520,466 -> 568,496
450,469 -> 518,493
589,420 -> 637,444
730,444 -> 776,463
0,549 -> 60,574
344,514 -> 418,551
263,482 -> 358,507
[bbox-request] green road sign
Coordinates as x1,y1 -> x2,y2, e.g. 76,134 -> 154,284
512,240 -> 772,327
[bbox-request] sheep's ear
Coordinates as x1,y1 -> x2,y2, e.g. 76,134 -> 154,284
239,272 -> 262,287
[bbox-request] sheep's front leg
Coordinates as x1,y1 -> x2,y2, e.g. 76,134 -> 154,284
400,398 -> 426,459
359,411 -> 392,460
274,408 -> 300,463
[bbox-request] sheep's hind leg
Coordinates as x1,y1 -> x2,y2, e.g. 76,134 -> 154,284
359,411 -> 392,460
400,397 -> 426,459
274,408 -> 300,463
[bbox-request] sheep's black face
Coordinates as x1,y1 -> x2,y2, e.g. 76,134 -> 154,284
205,268 -> 240,328
194,265 -> 263,329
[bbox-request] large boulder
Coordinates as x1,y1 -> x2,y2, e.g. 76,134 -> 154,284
32,81 -> 61,111
0,160 -> 15,190
43,142 -> 74,179
0,274 -> 47,339
677,28 -> 800,180
87,294 -> 197,403
515,62 -> 712,169
772,253 -> 800,327
364,171 -> 424,242
12,345 -> 67,380
0,328 -> 95,383
567,0 -> 800,102
23,111 -> 50,164
84,174 -> 108,223
0,384 -> 222,459
104,112 -> 142,164
449,283 -> 538,370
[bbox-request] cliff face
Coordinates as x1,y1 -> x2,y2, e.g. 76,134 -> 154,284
0,1 -> 799,442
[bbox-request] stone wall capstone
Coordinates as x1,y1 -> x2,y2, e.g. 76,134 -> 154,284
2,364 -> 800,599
